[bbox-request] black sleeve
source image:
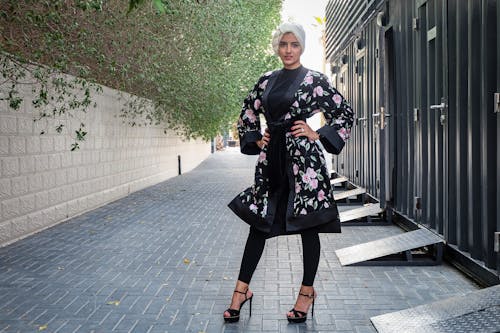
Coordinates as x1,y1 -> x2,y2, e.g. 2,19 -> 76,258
240,130 -> 263,155
317,125 -> 345,155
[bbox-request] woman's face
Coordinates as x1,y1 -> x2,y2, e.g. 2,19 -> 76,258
278,32 -> 302,69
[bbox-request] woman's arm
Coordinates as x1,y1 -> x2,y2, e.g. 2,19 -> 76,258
237,80 -> 265,155
314,75 -> 354,154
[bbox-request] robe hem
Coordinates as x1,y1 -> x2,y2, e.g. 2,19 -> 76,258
228,196 -> 341,235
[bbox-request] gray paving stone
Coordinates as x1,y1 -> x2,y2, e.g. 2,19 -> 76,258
0,149 -> 480,332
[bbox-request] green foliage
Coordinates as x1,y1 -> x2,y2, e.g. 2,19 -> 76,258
0,0 -> 282,146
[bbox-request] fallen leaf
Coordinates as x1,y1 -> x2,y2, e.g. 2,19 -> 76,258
38,325 -> 48,331
106,300 -> 120,306
57,266 -> 64,270
165,297 -> 170,302
183,258 -> 191,264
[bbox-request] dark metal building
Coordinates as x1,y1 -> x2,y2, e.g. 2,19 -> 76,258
325,0 -> 499,286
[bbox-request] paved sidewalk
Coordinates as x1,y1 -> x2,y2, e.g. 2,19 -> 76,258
0,149 -> 479,333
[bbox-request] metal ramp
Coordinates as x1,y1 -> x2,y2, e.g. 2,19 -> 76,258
339,203 -> 384,223
330,176 -> 348,186
334,187 -> 366,201
335,228 -> 444,266
370,285 -> 500,333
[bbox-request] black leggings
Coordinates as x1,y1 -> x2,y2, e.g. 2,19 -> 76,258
238,227 -> 320,286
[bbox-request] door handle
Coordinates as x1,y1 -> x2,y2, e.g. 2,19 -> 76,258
429,98 -> 448,125
356,117 -> 367,127
430,102 -> 446,110
374,107 -> 391,129
372,113 -> 391,118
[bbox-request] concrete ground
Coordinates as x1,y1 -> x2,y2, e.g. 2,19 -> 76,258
0,149 -> 479,332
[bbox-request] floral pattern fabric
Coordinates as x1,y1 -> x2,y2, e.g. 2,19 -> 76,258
232,69 -> 354,232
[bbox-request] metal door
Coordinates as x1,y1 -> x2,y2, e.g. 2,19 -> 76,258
356,51 -> 367,187
379,22 -> 394,210
415,0 -> 448,235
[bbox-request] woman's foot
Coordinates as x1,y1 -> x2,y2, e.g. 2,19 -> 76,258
287,286 -> 316,323
223,281 -> 253,322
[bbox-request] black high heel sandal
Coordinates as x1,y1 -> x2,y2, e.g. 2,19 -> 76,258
287,290 -> 316,323
223,289 -> 253,323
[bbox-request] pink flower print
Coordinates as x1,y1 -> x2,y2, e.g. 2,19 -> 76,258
249,204 -> 258,213
304,74 -> 313,85
245,109 -> 257,123
292,101 -> 299,108
284,112 -> 292,120
259,80 -> 268,90
301,93 -> 308,100
302,174 -> 311,184
318,190 -> 325,201
313,86 -> 324,98
293,163 -> 299,175
333,94 -> 342,106
306,167 -> 317,179
312,109 -> 321,115
258,151 -> 267,163
254,99 -> 261,110
261,205 -> 267,217
307,199 -> 314,206
300,208 -> 308,215
310,178 -> 318,189
295,182 -> 301,193
294,150 -> 301,156
337,127 -> 349,141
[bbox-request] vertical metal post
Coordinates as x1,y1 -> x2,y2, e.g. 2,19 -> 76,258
178,155 -> 181,175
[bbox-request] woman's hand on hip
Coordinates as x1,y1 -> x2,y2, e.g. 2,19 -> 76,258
291,120 -> 320,141
256,128 -> 271,149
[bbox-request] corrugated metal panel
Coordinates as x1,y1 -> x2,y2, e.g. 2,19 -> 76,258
497,0 -> 500,273
325,0 -> 499,277
325,0 -> 382,61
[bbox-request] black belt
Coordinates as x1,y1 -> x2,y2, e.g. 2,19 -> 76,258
266,119 -> 296,192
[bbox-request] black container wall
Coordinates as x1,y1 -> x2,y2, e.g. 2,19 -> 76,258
325,0 -> 499,279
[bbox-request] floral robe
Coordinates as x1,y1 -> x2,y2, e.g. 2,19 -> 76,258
228,68 -> 354,234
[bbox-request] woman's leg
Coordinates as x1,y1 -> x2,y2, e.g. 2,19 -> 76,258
224,227 -> 266,318
301,229 -> 320,286
287,229 -> 320,320
238,227 -> 267,283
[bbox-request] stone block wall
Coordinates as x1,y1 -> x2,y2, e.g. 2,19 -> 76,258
0,81 -> 211,246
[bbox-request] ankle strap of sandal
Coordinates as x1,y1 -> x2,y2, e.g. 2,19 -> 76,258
299,292 -> 314,298
234,289 -> 248,295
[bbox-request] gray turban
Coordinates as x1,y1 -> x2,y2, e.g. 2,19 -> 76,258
272,22 -> 306,55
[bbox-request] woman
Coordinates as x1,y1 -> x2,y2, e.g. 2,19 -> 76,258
224,22 -> 354,323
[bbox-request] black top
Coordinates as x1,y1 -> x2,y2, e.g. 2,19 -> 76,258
268,66 -> 304,121
265,66 -> 304,237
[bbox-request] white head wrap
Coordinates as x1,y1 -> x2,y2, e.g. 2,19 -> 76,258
272,22 -> 306,55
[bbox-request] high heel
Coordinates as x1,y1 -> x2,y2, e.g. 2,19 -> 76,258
287,290 -> 316,323
223,289 -> 253,323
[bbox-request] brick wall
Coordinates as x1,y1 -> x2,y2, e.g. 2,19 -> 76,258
0,80 -> 211,246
